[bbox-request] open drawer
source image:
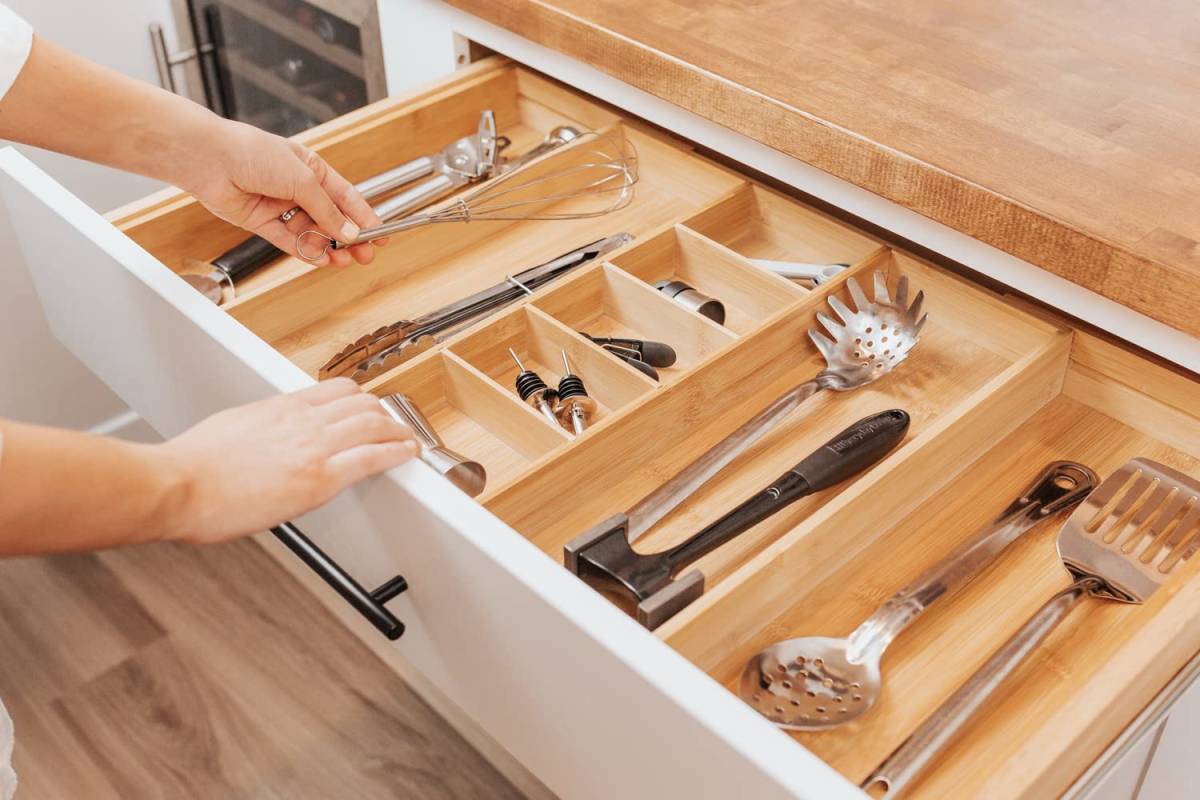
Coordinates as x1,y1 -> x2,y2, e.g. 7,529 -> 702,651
2,57 -> 1198,800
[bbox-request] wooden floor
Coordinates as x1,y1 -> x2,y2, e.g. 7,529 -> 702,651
0,537 -> 526,799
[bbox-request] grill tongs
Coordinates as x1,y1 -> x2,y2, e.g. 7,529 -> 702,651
319,232 -> 634,382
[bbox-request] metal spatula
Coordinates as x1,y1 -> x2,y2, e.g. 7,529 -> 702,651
864,458 -> 1200,799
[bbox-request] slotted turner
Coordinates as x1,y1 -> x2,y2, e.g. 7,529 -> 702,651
864,458 -> 1200,798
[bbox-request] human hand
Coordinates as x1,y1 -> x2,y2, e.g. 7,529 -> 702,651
156,379 -> 418,544
182,118 -> 382,267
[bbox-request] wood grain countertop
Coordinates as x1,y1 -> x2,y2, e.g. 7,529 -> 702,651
445,0 -> 1200,339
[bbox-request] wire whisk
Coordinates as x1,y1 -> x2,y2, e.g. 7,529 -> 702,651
296,130 -> 639,263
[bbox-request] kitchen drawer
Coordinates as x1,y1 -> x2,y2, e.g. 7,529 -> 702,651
2,57 -> 1198,800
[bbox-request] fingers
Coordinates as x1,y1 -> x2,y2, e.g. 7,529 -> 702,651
325,409 -> 415,454
254,216 -> 332,267
304,148 -> 379,263
318,153 -> 380,231
316,391 -> 387,424
279,200 -> 358,267
293,377 -> 362,406
327,441 -> 417,487
290,146 -> 357,243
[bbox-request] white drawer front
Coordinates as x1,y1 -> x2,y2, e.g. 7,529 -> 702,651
0,148 -> 861,799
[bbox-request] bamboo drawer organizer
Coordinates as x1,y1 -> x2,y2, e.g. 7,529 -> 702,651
116,60 -> 1200,798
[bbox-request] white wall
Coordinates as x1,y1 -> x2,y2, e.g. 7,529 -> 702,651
0,0 -> 176,432
378,0 -> 457,94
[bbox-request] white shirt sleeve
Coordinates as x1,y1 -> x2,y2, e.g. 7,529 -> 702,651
0,4 -> 31,103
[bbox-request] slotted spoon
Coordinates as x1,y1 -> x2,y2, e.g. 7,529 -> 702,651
865,457 -> 1200,798
623,269 -> 927,543
738,461 -> 1097,729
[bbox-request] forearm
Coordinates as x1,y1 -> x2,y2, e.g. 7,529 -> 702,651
0,421 -> 187,556
0,35 -> 223,190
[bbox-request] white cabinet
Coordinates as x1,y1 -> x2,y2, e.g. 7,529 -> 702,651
2,10 -> 1198,800
1139,681 -> 1200,799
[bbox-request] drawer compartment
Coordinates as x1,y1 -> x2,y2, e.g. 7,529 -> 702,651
662,337 -> 1200,797
447,302 -> 656,432
7,55 -> 1198,800
530,263 -> 737,380
366,349 -> 570,493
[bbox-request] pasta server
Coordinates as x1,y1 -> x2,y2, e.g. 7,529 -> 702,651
739,461 -> 1098,729
865,457 -> 1200,798
594,269 -> 928,551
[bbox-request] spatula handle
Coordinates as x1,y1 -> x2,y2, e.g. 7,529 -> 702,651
846,461 -> 1097,663
863,577 -> 1100,799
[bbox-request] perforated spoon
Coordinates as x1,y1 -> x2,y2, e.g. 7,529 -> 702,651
738,461 -> 1098,729
624,269 -> 927,543
864,458 -> 1200,798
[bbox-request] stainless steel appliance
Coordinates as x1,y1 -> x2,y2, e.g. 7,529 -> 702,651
150,0 -> 386,136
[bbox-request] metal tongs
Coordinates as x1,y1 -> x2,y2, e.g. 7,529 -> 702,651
319,232 -> 634,382
362,114 -> 579,221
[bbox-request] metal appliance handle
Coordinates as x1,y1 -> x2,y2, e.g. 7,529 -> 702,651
271,522 -> 407,640
148,23 -> 213,95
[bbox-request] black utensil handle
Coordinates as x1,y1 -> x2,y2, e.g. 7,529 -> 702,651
663,409 -> 910,571
271,522 -> 407,640
583,334 -> 677,368
793,408 -> 910,492
613,352 -> 660,381
636,340 -> 677,368
212,235 -> 286,283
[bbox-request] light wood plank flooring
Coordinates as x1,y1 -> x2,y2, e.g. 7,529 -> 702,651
0,537 -> 525,799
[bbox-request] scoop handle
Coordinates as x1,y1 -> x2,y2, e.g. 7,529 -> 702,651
845,461 -> 1097,664
863,577 -> 1099,799
624,379 -> 826,542
789,409 -> 909,492
662,410 -> 908,571
211,235 -> 284,283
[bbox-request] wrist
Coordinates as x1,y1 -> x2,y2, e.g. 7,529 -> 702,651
140,440 -> 201,543
159,106 -> 236,193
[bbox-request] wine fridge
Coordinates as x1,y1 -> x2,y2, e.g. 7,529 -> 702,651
151,0 -> 387,137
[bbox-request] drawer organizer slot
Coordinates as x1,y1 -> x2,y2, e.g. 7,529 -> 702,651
531,262 -> 736,380
609,224 -> 809,335
686,183 -> 880,265
113,59 -> 1200,799
448,302 -> 656,431
367,350 -> 568,495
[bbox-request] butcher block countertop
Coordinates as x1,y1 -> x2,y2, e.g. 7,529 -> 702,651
445,0 -> 1200,339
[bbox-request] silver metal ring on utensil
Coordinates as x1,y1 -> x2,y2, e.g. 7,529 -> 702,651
296,230 -> 333,263
279,206 -> 302,223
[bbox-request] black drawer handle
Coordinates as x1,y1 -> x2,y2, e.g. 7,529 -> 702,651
271,522 -> 407,640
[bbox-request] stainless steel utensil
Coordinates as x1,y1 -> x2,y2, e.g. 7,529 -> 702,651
320,233 -> 633,382
750,259 -> 849,286
380,393 -> 487,497
654,279 -> 726,323
296,129 -> 639,261
739,461 -> 1098,729
183,110 -> 511,303
864,457 -> 1200,799
616,270 -> 926,546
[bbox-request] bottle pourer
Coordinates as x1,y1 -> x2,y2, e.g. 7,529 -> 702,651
555,351 -> 597,435
509,349 -> 560,426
